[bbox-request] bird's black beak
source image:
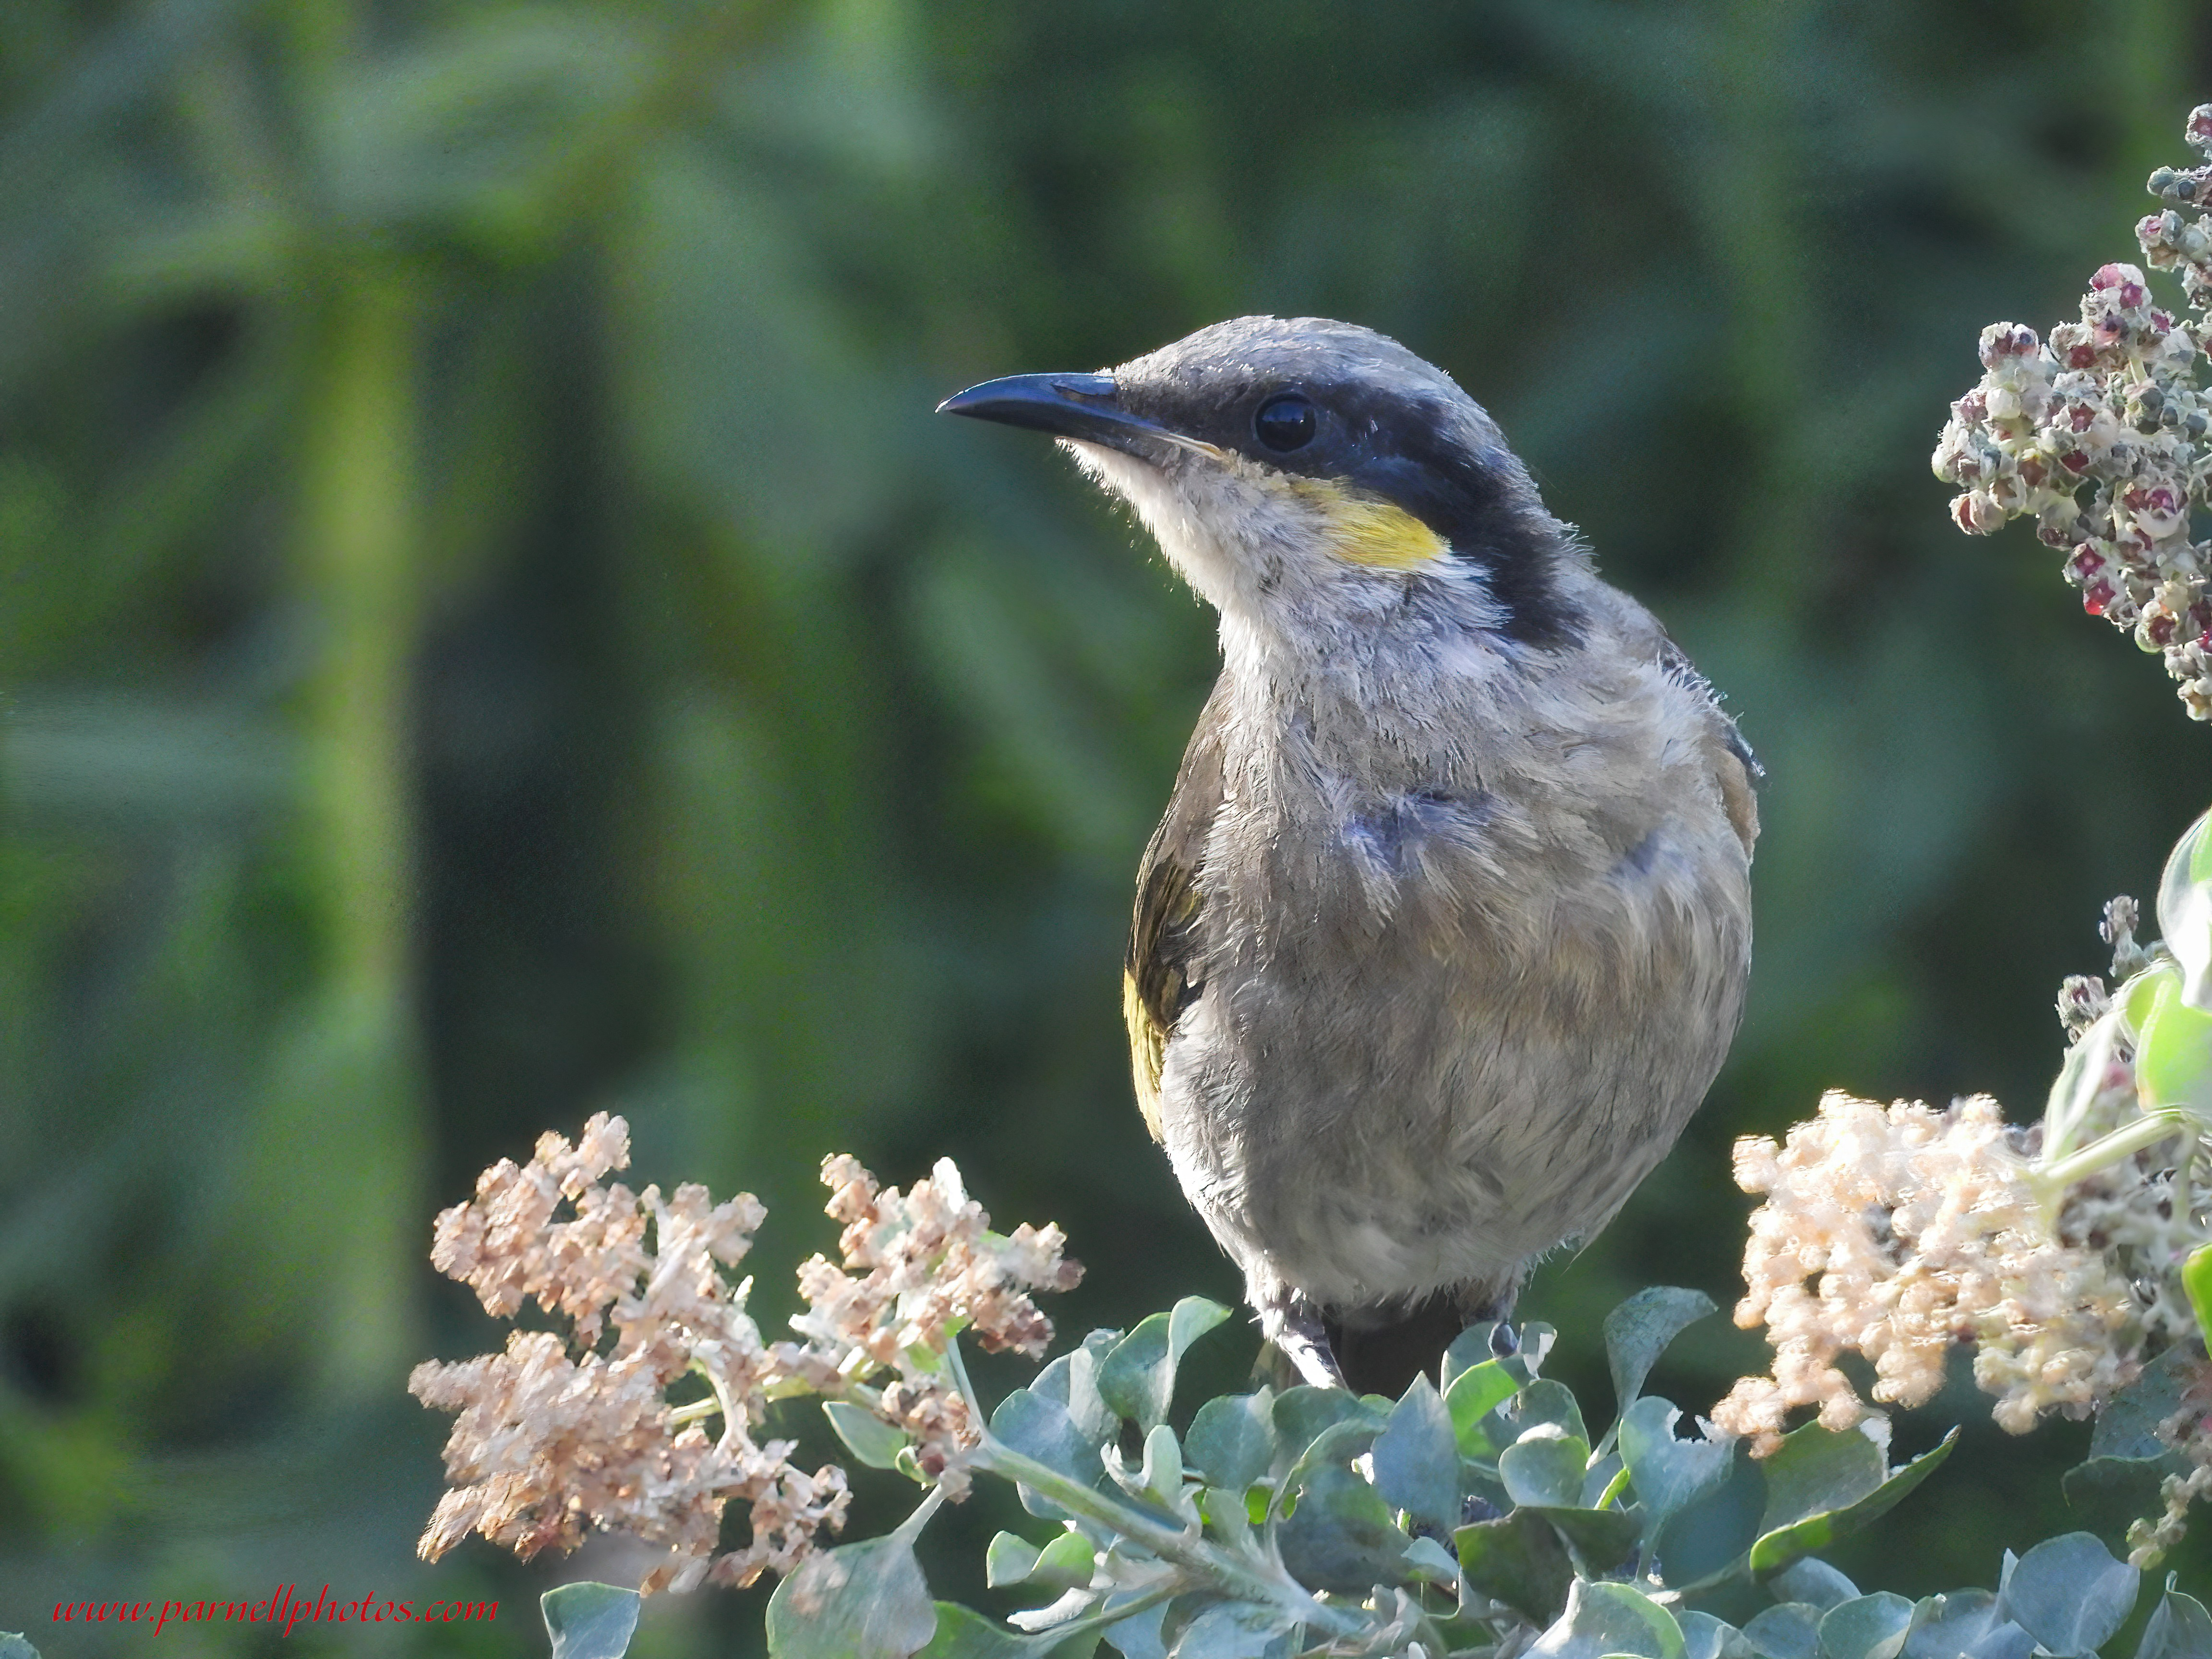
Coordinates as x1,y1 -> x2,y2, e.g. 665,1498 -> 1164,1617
936,372 -> 1185,461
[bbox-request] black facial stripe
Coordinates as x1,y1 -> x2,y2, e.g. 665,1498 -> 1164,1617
1125,373 -> 1581,648
1332,394 -> 1582,650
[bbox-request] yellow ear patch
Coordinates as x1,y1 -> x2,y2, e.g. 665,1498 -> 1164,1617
1289,480 -> 1452,570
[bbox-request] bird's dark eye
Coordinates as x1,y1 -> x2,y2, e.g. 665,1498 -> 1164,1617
1253,393 -> 1317,453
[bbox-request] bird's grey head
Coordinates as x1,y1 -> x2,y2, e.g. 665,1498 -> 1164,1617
939,316 -> 1583,649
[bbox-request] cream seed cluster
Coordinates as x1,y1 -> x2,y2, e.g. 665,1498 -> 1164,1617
1933,107 -> 2212,718
1713,1091 -> 2141,1451
409,1115 -> 1080,1593
1721,896 -> 2212,1565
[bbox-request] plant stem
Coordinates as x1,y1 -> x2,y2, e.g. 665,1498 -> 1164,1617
1008,1581 -> 1184,1647
969,1440 -> 1351,1632
1597,1465 -> 1633,1511
2034,1110 -> 2187,1208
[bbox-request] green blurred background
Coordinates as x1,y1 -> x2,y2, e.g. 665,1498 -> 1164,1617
8,0 -> 2212,1649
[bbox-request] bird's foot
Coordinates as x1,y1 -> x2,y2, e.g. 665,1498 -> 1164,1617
1262,1296 -> 1348,1390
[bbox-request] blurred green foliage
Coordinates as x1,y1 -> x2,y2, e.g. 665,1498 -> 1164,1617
6,0 -> 2212,1650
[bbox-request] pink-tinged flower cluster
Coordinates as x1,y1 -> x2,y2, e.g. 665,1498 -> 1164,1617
1714,1092 -> 2141,1454
2140,106 -> 2212,310
772,1154 -> 1082,1497
1933,107 -> 2212,718
410,1115 -> 842,1592
409,1118 -> 1080,1592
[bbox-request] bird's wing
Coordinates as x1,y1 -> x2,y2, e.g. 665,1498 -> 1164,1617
1658,638 -> 1763,856
1125,681 -> 1229,1142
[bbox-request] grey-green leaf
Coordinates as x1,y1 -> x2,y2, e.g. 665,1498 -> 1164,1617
1095,1297 -> 1229,1430
1444,1358 -> 1520,1456
1900,1590 -> 2030,1659
986,1532 -> 1043,1589
1185,1390 -> 1276,1491
1512,1378 -> 1589,1446
2064,1455 -> 2185,1555
1029,1332 -> 1123,1447
1680,1611 -> 1739,1659
1742,1605 -> 1823,1659
1456,1508 -> 1575,1624
1136,1422 -> 1185,1508
1970,1623 -> 2035,1659
542,1582 -> 641,1659
1103,1595 -> 1169,1659
1997,1532 -> 2140,1656
1749,1432 -> 1958,1575
1519,1323 -> 1560,1376
918,1605 -> 1030,1659
1500,1431 -> 1591,1509
1771,1558 -> 1859,1611
767,1532 -> 939,1659
1819,1594 -> 1913,1659
1275,1417 -> 1386,1507
1273,1384 -> 1387,1457
1604,1286 -> 1718,1412
1583,1449 -> 1625,1507
1760,1423 -> 1887,1534
1523,1504 -> 1644,1574
918,1604 -> 1100,1659
828,1400 -> 915,1471
2136,1588 -> 2212,1659
1652,1437 -> 1767,1590
1071,1332 -> 1123,1443
1530,1578 -> 1686,1659
1372,1374 -> 1460,1532
1169,1601 -> 1294,1659
1443,1322 -> 1554,1389
1620,1395 -> 1736,1527
0,1638 -> 36,1659
1030,1530 -> 1098,1593
1277,1462 -> 1411,1595
1442,1323 -> 1507,1390
992,1386 -> 1107,1510
2092,1349 -> 2200,1460
1402,1533 -> 1461,1586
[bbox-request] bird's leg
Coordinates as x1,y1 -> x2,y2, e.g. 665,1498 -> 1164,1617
1260,1294 -> 1348,1390
1457,1281 -> 1521,1361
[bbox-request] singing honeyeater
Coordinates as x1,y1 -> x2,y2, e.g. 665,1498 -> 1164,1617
939,317 -> 1758,1396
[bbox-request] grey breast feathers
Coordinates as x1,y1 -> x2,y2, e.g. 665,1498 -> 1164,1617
1122,637 -> 1760,1141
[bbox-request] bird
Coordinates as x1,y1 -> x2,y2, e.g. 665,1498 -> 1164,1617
938,317 -> 1759,1398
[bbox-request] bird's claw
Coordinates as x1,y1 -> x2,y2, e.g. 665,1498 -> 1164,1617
1265,1297 -> 1348,1390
